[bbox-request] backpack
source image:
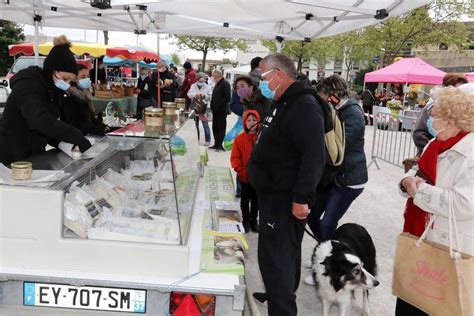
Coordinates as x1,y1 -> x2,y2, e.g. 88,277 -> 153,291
314,93 -> 345,190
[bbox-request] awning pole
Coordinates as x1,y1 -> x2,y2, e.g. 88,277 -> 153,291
156,33 -> 161,108
34,16 -> 39,66
95,58 -> 99,84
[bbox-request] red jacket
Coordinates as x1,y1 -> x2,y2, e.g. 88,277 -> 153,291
180,68 -> 196,99
230,110 -> 260,183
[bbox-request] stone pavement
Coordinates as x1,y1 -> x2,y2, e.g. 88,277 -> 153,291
205,114 -> 407,316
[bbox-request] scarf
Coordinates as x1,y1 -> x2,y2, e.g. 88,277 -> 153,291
403,131 -> 468,236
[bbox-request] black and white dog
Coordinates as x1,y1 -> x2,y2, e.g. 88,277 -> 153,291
309,223 -> 379,316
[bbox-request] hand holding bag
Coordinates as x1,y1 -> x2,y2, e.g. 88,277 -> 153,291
192,96 -> 207,115
392,194 -> 473,316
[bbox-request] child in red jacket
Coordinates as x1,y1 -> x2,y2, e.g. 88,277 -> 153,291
231,110 -> 260,233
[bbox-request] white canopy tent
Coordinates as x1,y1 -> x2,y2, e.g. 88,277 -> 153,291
1,0 -> 429,41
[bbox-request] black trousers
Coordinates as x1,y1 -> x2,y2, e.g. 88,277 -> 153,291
395,298 -> 428,316
240,182 -> 258,224
257,192 -> 306,316
212,111 -> 226,148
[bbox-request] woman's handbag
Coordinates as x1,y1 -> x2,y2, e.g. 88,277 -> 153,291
192,97 -> 207,115
392,195 -> 474,316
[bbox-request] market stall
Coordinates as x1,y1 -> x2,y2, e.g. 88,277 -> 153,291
0,1 -> 431,315
364,57 -> 446,112
466,72 -> 474,82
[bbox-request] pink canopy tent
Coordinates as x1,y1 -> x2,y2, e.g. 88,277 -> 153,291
465,73 -> 474,83
364,57 -> 446,85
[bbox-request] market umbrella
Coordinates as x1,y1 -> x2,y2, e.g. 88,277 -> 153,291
8,41 -> 111,57
106,47 -> 159,63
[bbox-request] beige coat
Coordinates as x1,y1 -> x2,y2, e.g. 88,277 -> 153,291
403,133 -> 474,255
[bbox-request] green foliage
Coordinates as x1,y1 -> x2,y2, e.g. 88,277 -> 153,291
260,1 -> 470,75
261,39 -> 330,74
0,20 -> 25,75
171,53 -> 181,66
362,1 -> 470,66
172,36 -> 247,70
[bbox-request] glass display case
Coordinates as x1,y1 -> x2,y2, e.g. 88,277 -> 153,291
54,113 -> 201,246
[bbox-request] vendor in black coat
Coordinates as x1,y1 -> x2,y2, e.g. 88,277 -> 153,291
0,35 -> 92,165
151,61 -> 177,106
209,69 -> 231,150
61,64 -> 108,136
247,53 -> 326,316
136,67 -> 153,118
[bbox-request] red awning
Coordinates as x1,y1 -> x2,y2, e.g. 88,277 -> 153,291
8,43 -> 35,56
106,47 -> 159,63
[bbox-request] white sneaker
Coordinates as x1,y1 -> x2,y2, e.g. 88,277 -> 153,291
304,274 -> 317,286
204,142 -> 210,146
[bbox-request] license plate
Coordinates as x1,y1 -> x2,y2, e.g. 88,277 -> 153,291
23,282 -> 146,313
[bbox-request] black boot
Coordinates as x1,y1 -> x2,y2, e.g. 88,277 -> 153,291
250,220 -> 259,233
242,221 -> 250,233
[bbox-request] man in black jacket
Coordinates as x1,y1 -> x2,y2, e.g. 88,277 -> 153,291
209,69 -> 230,151
247,53 -> 326,316
0,36 -> 91,165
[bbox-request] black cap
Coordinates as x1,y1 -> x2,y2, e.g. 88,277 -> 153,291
183,61 -> 192,70
43,36 -> 78,75
250,57 -> 262,71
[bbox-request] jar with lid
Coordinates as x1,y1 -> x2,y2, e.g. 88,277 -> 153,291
144,107 -> 164,133
174,98 -> 186,110
163,102 -> 177,133
11,161 -> 33,180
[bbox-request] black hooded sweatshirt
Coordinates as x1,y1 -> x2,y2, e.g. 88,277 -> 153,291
247,80 -> 326,206
0,66 -> 91,164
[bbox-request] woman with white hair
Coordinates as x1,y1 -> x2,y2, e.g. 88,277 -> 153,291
396,83 -> 474,315
188,72 -> 212,146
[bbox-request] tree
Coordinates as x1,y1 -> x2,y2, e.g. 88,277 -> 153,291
261,39 -> 330,74
362,1 -> 470,66
172,36 -> 247,71
0,20 -> 25,75
171,53 -> 181,66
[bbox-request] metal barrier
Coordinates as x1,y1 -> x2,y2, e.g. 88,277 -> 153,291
367,111 -> 420,169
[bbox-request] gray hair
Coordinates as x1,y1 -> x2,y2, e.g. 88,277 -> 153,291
196,72 -> 208,81
261,53 -> 297,79
212,69 -> 223,78
317,74 -> 349,98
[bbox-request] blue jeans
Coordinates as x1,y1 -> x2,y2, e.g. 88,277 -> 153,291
307,183 -> 364,241
195,116 -> 211,143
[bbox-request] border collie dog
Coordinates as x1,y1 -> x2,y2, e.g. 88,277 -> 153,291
310,223 -> 379,316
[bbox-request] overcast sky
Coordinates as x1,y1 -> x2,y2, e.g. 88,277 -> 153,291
23,25 -> 238,63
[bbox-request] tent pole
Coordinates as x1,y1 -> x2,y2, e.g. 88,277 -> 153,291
34,16 -> 39,66
402,82 -> 407,109
96,30 -> 99,43
95,58 -> 98,84
156,33 -> 161,108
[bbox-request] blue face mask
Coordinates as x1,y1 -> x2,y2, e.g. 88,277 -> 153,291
78,78 -> 91,90
259,80 -> 275,99
140,74 -> 148,79
55,79 -> 70,91
427,116 -> 445,138
197,82 -> 205,87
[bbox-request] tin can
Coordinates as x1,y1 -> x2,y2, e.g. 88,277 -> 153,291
175,98 -> 186,110
11,161 -> 33,180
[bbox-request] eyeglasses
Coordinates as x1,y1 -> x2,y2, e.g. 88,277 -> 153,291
260,68 -> 278,81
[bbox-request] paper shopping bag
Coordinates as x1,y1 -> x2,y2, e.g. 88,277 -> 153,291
392,233 -> 474,316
